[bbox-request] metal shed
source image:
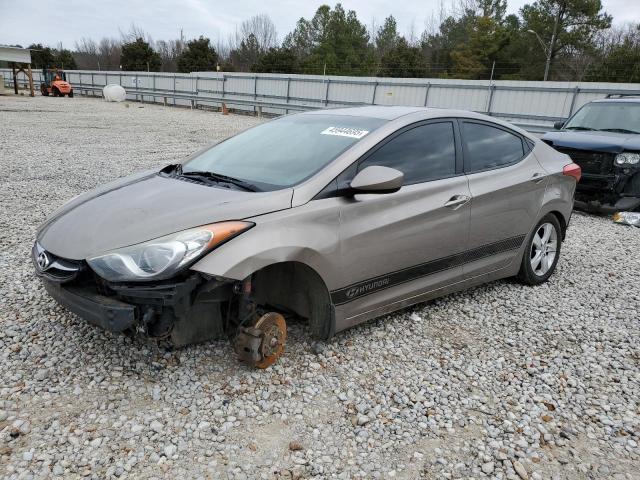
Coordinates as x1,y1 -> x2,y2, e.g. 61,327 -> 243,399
0,46 -> 34,96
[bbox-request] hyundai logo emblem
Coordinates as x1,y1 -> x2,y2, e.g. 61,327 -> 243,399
36,251 -> 51,271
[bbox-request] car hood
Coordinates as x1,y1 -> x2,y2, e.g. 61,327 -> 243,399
542,131 -> 640,153
37,170 -> 293,260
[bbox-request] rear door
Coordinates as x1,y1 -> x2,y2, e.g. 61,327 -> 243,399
333,120 -> 471,321
460,120 -> 547,277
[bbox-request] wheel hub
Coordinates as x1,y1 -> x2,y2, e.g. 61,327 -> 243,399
234,312 -> 287,369
530,222 -> 558,276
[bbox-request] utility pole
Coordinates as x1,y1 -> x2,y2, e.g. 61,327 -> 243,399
527,28 -> 554,81
544,9 -> 561,81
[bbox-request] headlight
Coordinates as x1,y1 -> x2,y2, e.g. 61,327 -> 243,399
615,152 -> 640,165
87,221 -> 253,282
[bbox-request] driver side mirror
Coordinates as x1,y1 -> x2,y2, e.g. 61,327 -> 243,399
350,166 -> 404,194
553,121 -> 565,130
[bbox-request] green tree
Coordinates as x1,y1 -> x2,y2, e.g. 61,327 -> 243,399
54,49 -> 77,69
283,4 -> 375,75
28,44 -> 55,69
589,24 -> 640,82
120,37 -> 161,71
176,36 -> 218,72
230,33 -> 262,72
252,47 -> 299,73
378,37 -> 425,77
450,14 -> 512,79
421,13 -> 477,77
421,1 -> 517,80
375,16 -> 400,59
520,0 -> 611,80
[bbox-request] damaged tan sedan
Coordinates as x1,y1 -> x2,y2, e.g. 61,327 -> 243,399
33,106 -> 580,367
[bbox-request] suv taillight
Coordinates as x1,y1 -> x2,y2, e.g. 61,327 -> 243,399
563,163 -> 581,183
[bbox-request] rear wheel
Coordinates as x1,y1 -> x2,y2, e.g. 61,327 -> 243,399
517,214 -> 562,285
68,90 -> 74,98
52,88 -> 60,97
41,85 -> 49,96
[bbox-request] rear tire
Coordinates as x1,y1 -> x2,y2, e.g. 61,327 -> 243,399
52,88 -> 60,97
516,214 -> 562,285
68,91 -> 74,98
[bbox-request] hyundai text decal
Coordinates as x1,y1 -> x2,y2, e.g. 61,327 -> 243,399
330,234 -> 526,306
345,277 -> 390,299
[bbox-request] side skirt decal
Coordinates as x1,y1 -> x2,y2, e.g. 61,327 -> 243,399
330,234 -> 526,305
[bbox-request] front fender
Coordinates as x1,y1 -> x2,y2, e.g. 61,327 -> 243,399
189,201 -> 341,286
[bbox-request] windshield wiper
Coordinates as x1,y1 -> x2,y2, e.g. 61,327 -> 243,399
597,128 -> 640,134
180,170 -> 261,192
564,126 -> 596,131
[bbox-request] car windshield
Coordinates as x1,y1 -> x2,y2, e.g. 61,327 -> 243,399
183,114 -> 386,190
564,102 -> 640,134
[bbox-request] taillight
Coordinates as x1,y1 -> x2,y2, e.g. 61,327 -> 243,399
563,163 -> 581,182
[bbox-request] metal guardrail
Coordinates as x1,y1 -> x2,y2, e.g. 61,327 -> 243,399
6,70 -> 640,134
71,84 -> 557,133
74,84 -> 319,114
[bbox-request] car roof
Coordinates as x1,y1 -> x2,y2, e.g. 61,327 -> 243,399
592,98 -> 640,104
299,105 -> 533,139
302,105 -> 427,120
301,105 -> 495,121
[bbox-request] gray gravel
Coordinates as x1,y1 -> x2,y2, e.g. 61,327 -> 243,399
1,95 -> 639,479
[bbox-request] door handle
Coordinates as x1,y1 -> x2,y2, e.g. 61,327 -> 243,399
444,195 -> 470,210
531,172 -> 545,184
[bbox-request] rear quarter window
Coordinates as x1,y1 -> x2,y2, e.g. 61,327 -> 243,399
462,121 -> 526,173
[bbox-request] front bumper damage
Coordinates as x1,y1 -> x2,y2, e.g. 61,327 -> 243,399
43,281 -> 136,332
575,171 -> 640,213
37,263 -> 233,347
551,146 -> 640,213
33,245 -> 292,367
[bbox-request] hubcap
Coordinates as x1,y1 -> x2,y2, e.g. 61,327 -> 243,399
530,222 -> 558,276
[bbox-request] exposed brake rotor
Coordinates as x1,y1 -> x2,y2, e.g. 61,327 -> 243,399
234,312 -> 287,369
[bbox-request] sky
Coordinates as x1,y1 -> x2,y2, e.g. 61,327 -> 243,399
1,0 -> 638,49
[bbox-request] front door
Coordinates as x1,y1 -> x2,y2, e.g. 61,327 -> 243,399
332,120 -> 471,321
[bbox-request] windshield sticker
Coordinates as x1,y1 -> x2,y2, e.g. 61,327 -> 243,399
321,126 -> 370,139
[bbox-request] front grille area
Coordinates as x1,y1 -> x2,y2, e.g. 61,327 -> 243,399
32,242 -> 83,283
555,148 -> 616,175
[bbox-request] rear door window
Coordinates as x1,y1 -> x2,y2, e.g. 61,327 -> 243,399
358,121 -> 457,184
461,122 -> 526,173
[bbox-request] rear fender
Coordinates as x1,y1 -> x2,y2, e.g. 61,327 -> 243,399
538,174 -> 574,237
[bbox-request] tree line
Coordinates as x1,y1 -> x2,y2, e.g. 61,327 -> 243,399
13,0 -> 640,83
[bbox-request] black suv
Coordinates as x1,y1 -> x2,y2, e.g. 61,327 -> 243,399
543,96 -> 640,213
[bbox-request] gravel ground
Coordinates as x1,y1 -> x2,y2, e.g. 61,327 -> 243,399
1,94 -> 639,480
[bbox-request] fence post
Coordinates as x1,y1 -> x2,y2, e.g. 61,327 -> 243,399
324,79 -> 330,107
91,72 -> 94,97
194,76 -> 198,109
221,74 -> 225,98
486,84 -> 496,115
253,75 -> 258,114
568,86 -> 580,116
371,81 -> 378,105
285,77 -> 291,114
173,75 -> 176,106
423,82 -> 431,107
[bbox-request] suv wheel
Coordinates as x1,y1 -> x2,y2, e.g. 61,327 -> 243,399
517,214 -> 562,285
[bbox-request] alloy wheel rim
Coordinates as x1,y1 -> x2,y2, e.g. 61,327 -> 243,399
530,222 -> 558,276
